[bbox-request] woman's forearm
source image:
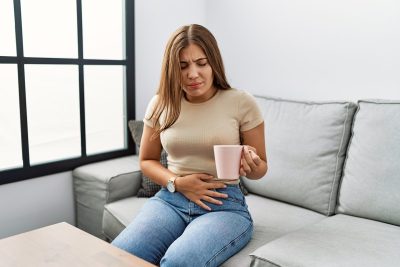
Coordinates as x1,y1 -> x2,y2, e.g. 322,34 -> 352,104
140,159 -> 176,187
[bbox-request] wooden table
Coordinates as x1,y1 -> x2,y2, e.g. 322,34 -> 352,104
0,222 -> 156,267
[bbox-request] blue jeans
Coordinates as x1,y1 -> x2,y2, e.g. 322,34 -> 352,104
111,184 -> 253,267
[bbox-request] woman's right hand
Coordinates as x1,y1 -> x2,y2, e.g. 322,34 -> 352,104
175,174 -> 228,211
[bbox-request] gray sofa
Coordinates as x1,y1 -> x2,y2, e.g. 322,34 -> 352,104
73,95 -> 400,267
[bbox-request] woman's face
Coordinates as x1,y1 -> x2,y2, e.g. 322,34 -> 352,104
179,43 -> 216,103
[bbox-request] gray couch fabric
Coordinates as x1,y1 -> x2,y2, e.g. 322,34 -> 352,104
73,156 -> 142,239
337,100 -> 400,226
222,195 -> 325,267
243,96 -> 357,215
250,214 -> 400,267
103,196 -> 148,241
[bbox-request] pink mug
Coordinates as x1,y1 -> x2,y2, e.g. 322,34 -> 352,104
213,145 -> 243,180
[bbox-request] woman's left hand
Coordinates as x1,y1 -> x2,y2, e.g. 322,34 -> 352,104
240,145 -> 262,177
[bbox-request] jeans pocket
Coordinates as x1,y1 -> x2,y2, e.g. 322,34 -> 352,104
220,187 -> 245,206
227,195 -> 245,205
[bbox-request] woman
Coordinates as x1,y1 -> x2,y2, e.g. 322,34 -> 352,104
112,24 -> 267,266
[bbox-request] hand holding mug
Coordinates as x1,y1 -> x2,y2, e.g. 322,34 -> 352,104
240,145 -> 262,176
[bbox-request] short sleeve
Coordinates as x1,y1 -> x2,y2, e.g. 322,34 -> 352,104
238,91 -> 264,131
143,95 -> 160,128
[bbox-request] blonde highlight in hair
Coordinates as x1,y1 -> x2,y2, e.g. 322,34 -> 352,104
148,24 -> 230,138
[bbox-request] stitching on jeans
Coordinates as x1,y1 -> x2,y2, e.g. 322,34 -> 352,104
153,196 -> 191,224
223,187 -> 245,206
226,196 -> 244,205
205,221 -> 253,267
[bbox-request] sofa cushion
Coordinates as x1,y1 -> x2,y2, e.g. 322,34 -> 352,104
222,194 -> 325,267
103,196 -> 148,241
103,193 -> 325,266
250,214 -> 400,267
337,100 -> 400,226
73,155 -> 142,239
128,120 -> 167,197
242,96 -> 357,215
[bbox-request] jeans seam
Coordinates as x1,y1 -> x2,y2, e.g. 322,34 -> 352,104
226,197 -> 243,204
153,196 -> 191,224
223,188 -> 245,206
205,221 -> 253,267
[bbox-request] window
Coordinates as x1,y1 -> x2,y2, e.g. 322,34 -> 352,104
24,64 -> 81,165
0,0 -> 17,56
0,0 -> 135,184
21,0 -> 78,58
84,65 -> 127,155
0,64 -> 22,171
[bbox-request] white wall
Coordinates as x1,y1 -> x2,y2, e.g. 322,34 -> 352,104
136,0 -> 400,120
206,0 -> 400,101
0,172 -> 75,239
135,0 -> 206,119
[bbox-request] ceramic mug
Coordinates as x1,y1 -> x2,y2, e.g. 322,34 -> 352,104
213,145 -> 243,180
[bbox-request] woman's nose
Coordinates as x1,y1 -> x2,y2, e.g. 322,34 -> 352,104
187,65 -> 199,79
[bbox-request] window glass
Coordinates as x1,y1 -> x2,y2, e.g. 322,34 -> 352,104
0,0 -> 17,56
25,65 -> 81,165
0,0 -> 132,183
0,64 -> 22,170
20,0 -> 78,58
82,0 -> 125,59
84,65 -> 126,155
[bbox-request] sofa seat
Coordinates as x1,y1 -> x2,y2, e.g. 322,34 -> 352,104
224,194 -> 325,266
103,192 -> 325,267
103,196 -> 148,240
250,214 -> 400,267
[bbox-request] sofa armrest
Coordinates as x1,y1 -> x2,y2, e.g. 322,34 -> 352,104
72,155 -> 142,239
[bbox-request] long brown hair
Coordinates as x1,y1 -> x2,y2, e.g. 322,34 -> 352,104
148,24 -> 231,138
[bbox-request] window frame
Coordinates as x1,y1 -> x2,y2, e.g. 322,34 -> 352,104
0,0 -> 135,185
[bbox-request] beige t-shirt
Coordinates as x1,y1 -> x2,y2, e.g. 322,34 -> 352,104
143,88 -> 263,180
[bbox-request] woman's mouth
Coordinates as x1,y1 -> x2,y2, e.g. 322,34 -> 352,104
187,82 -> 202,89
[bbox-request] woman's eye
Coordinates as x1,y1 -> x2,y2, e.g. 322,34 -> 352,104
180,63 -> 188,69
197,60 -> 207,66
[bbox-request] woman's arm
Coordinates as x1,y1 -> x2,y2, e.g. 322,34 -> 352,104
139,124 -> 176,186
240,122 -> 268,179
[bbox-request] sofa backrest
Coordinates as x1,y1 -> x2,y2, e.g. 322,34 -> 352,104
336,100 -> 400,226
242,95 -> 357,215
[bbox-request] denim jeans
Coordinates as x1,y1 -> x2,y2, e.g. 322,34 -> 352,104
111,184 -> 253,267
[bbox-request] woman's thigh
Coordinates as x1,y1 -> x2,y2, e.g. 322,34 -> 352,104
160,211 -> 253,267
111,197 -> 187,264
